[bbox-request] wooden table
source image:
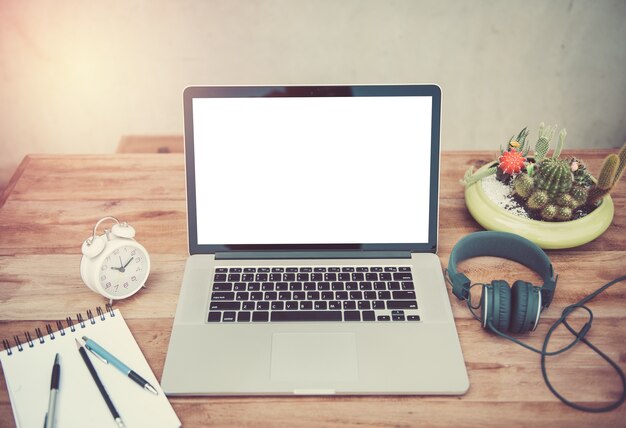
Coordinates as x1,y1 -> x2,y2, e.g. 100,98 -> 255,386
1,151 -> 625,427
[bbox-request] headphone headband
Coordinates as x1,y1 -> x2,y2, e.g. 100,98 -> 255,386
448,231 -> 557,307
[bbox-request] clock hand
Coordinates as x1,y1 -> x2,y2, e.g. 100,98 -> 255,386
110,266 -> 121,271
122,257 -> 134,269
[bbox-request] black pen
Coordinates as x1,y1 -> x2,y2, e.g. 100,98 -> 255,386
44,353 -> 60,428
75,338 -> 125,428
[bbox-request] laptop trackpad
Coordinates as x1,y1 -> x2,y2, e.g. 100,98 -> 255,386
270,333 -> 359,383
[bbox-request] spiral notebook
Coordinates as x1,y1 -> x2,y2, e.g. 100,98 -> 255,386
0,307 -> 181,428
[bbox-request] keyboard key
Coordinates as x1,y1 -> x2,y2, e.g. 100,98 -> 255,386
299,267 -> 312,272
372,301 -> 385,309
304,282 -> 316,291
314,301 -> 327,310
222,312 -> 236,322
352,272 -> 365,281
387,301 -> 418,309
242,273 -> 254,281
393,291 -> 416,300
364,291 -> 377,300
402,281 -> 415,290
234,283 -> 246,291
242,301 -> 255,310
272,311 -> 342,322
272,267 -> 284,272
262,282 -> 275,291
329,301 -> 341,310
257,301 -> 270,311
255,273 -> 268,281
207,312 -> 221,322
212,282 -> 232,291
215,268 -> 228,273
328,267 -> 340,272
289,282 -> 303,291
286,267 -> 298,273
269,274 -> 282,281
210,301 -> 240,311
393,272 -> 413,280
234,291 -> 247,301
318,282 -> 331,290
276,282 -> 289,291
373,282 -> 386,290
388,282 -> 401,290
279,292 -> 291,300
349,291 -> 363,300
392,314 -> 405,321
356,267 -> 369,272
338,273 -> 351,281
408,315 -> 421,321
252,311 -> 269,322
229,268 -> 242,273
211,292 -> 234,301
384,267 -> 398,272
344,311 -> 361,321
330,282 -> 343,291
214,273 -> 227,281
297,273 -> 309,281
300,301 -> 313,310
228,273 -> 241,281
366,273 -> 378,281
363,311 -> 376,321
342,267 -> 355,272
399,267 -> 411,271
343,301 -> 356,310
321,291 -> 334,300
359,282 -> 372,290
371,267 -> 383,272
237,312 -> 251,322
264,291 -> 278,300
244,267 -> 256,273
314,267 -> 326,272
377,315 -> 391,321
358,301 -> 371,310
250,292 -> 263,301
258,267 -> 270,273
311,273 -> 323,281
379,273 -> 392,281
284,273 -> 296,281
345,282 -> 358,290
324,273 -> 337,281
378,291 -> 392,300
293,292 -> 306,300
271,301 -> 284,310
285,301 -> 298,310
307,291 -> 320,300
336,291 -> 348,300
248,283 -> 261,291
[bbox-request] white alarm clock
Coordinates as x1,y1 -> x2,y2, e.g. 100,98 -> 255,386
80,216 -> 150,300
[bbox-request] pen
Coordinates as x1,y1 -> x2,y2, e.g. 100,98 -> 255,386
82,335 -> 158,395
44,353 -> 60,428
75,338 -> 125,428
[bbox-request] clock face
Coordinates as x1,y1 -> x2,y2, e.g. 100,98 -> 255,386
98,244 -> 149,298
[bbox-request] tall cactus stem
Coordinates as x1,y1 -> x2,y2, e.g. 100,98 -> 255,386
553,128 -> 566,158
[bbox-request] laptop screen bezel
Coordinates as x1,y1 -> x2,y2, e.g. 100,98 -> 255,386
184,84 -> 441,255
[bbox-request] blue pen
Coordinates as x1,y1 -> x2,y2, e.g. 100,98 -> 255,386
82,336 -> 158,395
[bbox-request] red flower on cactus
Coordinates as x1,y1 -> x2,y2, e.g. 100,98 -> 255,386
498,149 -> 526,175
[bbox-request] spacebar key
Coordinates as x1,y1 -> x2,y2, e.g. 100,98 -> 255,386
271,311 -> 342,322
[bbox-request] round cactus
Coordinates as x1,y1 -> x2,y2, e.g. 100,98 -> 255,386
498,149 -> 526,175
555,206 -> 573,221
527,190 -> 549,210
512,174 -> 534,198
570,185 -> 588,207
534,158 -> 573,198
541,204 -> 557,220
555,193 -> 575,209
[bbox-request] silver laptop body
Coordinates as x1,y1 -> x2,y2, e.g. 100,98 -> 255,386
161,85 -> 469,395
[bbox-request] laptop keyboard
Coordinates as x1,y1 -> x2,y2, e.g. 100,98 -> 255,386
207,266 -> 420,323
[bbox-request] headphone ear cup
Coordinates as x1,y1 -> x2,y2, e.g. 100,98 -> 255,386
481,280 -> 511,333
511,280 -> 540,333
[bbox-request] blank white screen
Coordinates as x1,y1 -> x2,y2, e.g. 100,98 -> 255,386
193,96 -> 432,245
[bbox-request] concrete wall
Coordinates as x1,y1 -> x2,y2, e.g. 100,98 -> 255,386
1,0 -> 625,189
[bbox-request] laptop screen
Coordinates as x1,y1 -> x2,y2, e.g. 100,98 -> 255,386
184,85 -> 441,254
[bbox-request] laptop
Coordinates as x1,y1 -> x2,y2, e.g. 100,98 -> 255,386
161,84 -> 469,395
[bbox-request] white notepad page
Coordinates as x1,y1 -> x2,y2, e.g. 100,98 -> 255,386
0,309 -> 180,428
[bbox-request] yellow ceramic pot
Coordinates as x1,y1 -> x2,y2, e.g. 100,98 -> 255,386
464,163 -> 615,249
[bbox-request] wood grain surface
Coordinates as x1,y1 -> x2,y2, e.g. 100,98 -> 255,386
0,151 -> 624,427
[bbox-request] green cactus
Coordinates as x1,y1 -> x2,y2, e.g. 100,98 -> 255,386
534,158 -> 573,198
570,185 -> 588,206
541,204 -> 557,220
553,128 -> 567,158
512,173 -> 534,198
534,123 -> 558,162
555,206 -> 573,221
587,154 -> 619,205
461,165 -> 497,187
527,190 -> 549,210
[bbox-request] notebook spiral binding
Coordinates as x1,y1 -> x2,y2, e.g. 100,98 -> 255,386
1,304 -> 115,356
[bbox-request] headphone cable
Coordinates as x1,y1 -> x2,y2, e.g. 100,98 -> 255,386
484,275 -> 626,413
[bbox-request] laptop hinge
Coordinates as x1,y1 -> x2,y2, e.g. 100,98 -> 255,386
215,251 -> 412,260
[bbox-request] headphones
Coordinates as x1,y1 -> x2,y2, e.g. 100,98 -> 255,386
446,231 -> 558,335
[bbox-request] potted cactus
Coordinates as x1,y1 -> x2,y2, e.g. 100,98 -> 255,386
462,123 -> 626,249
